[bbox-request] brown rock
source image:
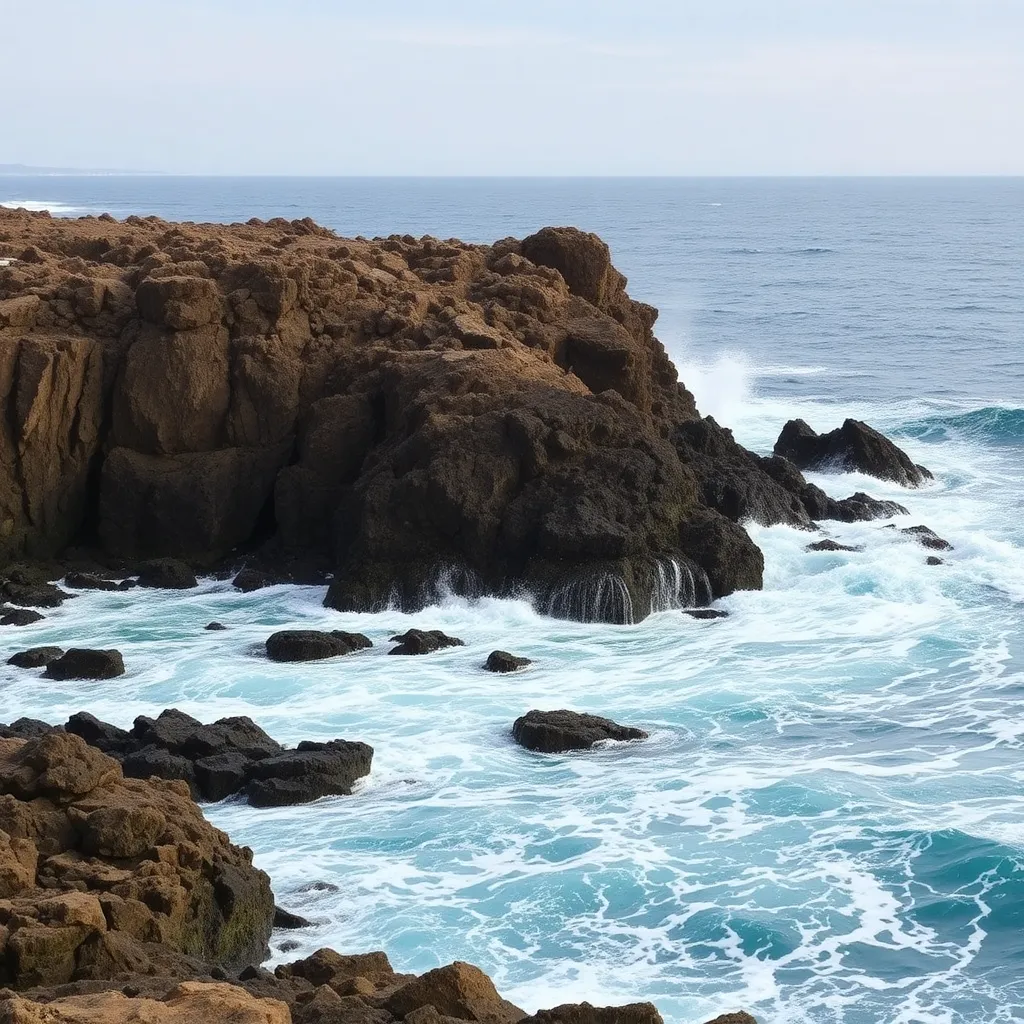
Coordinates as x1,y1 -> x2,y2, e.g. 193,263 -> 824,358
384,961 -> 525,1022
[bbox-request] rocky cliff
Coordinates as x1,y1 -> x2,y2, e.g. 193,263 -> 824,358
0,208 -> 897,621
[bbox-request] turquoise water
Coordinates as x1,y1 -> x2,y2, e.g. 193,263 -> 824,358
1,178 -> 1022,1023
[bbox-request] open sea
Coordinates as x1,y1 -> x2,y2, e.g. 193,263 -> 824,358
1,177 -> 1023,1024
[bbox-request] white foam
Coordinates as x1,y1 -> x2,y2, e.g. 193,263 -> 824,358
0,199 -> 84,215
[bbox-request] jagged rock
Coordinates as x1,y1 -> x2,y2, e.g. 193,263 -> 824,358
901,525 -> 952,550
233,567 -> 273,592
193,751 -> 253,802
265,630 -> 371,662
484,651 -> 532,673
806,539 -> 861,552
181,717 -> 282,761
0,982 -> 290,1023
1,608 -> 45,626
43,649 -> 125,681
7,646 -> 64,668
385,961 -> 524,1021
246,740 -> 373,807
683,609 -> 729,620
677,510 -> 763,598
512,710 -> 648,753
388,629 -> 465,656
522,1003 -> 665,1024
121,745 -> 198,796
136,559 -> 198,589
274,906 -> 312,929
65,712 -> 134,756
0,718 -> 59,740
205,621 -> 227,631
774,418 -> 931,487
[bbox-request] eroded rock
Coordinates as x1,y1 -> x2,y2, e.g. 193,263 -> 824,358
512,710 -> 648,753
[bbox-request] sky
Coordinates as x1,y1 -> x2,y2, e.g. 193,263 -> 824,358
3,0 -> 1023,176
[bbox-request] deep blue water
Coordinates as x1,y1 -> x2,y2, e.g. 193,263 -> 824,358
1,178 -> 1023,1024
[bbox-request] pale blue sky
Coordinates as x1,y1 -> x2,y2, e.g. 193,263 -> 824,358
3,0 -> 1023,175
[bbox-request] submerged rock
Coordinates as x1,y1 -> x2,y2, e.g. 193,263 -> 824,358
806,539 -> 862,552
388,629 -> 465,655
233,567 -> 273,592
485,650 -> 532,673
774,418 -> 931,487
683,608 -> 729,620
512,710 -> 648,753
205,621 -> 227,630
7,645 -> 64,668
44,648 -> 125,680
265,629 -> 372,662
926,555 -> 945,566
901,525 -> 953,550
63,570 -> 125,591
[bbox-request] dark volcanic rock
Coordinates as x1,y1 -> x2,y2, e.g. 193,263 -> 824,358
683,608 -> 729,620
927,555 -> 945,566
131,708 -> 203,751
265,629 -> 370,662
246,739 -> 374,807
194,751 -> 253,801
233,567 -> 273,592
775,418 -> 932,487
205,621 -> 228,630
512,709 -> 648,753
63,571 -> 122,591
485,650 -> 532,673
121,744 -> 199,795
274,906 -> 312,929
388,629 -> 465,655
181,716 -> 282,761
136,558 -> 198,589
7,645 -> 64,668
66,711 -> 135,755
1,580 -> 71,607
806,539 -> 862,552
677,510 -> 764,598
44,648 -> 125,680
0,607 -> 45,626
0,717 -> 60,739
902,525 -> 953,550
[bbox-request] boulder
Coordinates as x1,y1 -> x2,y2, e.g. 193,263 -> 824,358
265,630 -> 371,662
677,510 -> 763,598
43,649 -> 125,681
246,739 -> 373,807
63,571 -> 122,591
121,746 -> 198,796
512,710 -> 648,753
193,751 -> 254,802
522,1003 -> 665,1024
205,621 -> 227,631
389,629 -> 465,655
131,709 -> 203,752
484,651 -> 532,673
7,646 -> 64,668
0,718 -> 59,740
1,608 -> 45,626
774,418 -> 931,487
1,580 -> 71,607
180,716 -> 282,761
926,555 -> 945,566
233,567 -> 273,592
136,559 -> 198,589
273,906 -> 312,929
385,961 -> 522,1022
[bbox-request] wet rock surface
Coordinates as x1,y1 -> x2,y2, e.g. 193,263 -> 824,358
806,539 -> 861,552
683,608 -> 729,620
7,646 -> 64,668
512,710 -> 649,753
43,649 -> 125,680
0,607 -> 46,626
774,418 -> 932,487
484,650 -> 532,673
388,630 -> 465,656
265,630 -> 372,662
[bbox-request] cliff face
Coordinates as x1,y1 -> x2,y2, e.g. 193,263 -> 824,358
0,210 -> 890,621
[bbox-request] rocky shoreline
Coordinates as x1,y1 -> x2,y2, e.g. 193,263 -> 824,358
0,730 -> 751,1024
0,208 -> 927,624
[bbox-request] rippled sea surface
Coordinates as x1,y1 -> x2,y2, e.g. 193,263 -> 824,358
1,178 -> 1023,1024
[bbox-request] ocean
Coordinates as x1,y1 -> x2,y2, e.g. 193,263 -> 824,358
2,177 -> 1022,1024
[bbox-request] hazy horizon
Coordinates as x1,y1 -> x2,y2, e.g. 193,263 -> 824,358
3,1 -> 1023,176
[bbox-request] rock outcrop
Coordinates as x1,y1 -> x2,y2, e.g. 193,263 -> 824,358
0,207 -> 909,622
512,711 -> 648,753
774,418 -> 932,486
0,732 -> 275,986
484,651 -> 532,673
265,630 -> 372,663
